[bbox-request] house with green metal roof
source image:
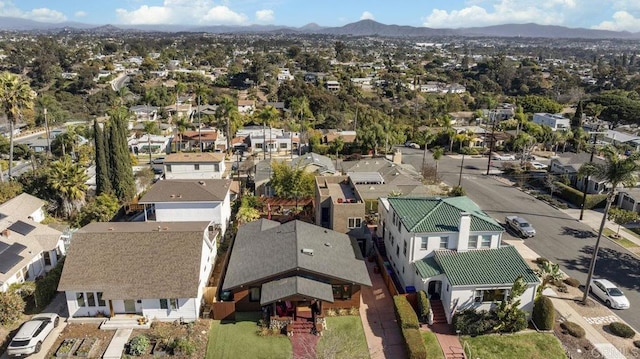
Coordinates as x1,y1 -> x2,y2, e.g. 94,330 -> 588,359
378,196 -> 539,324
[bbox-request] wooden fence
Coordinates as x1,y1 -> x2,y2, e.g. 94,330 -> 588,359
373,246 -> 401,296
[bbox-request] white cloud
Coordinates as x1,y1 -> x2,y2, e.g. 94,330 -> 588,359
0,1 -> 66,22
360,11 -> 374,20
115,0 -> 248,25
255,9 -> 274,22
422,0 -> 572,28
593,11 -> 640,31
74,10 -> 87,18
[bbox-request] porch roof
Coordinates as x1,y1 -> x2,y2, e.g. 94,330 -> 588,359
415,256 -> 443,279
435,246 -> 539,286
260,276 -> 334,306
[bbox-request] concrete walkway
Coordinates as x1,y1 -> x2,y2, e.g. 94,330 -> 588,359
359,260 -> 406,359
563,207 -> 640,250
102,328 -> 132,359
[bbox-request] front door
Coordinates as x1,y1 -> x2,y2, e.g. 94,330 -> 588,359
124,300 -> 136,313
427,281 -> 442,300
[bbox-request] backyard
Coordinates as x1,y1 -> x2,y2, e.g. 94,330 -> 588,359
461,332 -> 566,359
206,312 -> 370,359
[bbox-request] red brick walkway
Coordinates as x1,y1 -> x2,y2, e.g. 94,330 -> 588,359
290,332 -> 320,359
423,324 -> 466,359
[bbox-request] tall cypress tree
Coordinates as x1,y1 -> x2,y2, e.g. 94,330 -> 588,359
108,108 -> 136,202
94,120 -> 112,195
572,100 -> 583,129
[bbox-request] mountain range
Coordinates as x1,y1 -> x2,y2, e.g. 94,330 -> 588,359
0,17 -> 638,40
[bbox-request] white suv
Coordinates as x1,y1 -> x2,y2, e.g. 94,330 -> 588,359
7,313 -> 59,357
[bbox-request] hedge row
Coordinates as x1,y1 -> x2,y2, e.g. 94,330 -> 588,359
393,295 -> 419,329
417,290 -> 430,323
393,296 -> 426,359
553,181 -> 607,209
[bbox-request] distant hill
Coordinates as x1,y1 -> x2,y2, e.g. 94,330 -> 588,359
0,16 -> 638,40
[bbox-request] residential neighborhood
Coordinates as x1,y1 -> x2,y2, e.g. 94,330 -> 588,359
2,5 -> 640,359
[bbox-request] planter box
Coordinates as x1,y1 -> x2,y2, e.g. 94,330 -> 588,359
152,341 -> 168,357
55,339 -> 80,358
74,338 -> 98,358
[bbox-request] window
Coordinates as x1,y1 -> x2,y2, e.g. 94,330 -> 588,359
166,164 -> 172,172
194,164 -> 200,170
348,217 -> 362,229
439,236 -> 448,249
160,299 -> 168,309
256,143 -> 263,149
43,251 -> 52,266
403,241 -> 407,256
480,235 -> 492,248
160,298 -> 179,310
97,292 -> 106,306
21,266 -> 30,280
249,287 -> 261,302
86,292 -> 96,307
332,285 -> 352,300
420,237 -> 428,250
213,163 -> 220,172
402,266 -> 405,274
468,236 -> 478,249
280,142 -> 288,149
474,289 -> 508,303
396,245 -> 399,256
76,292 -> 86,307
390,234 -> 394,245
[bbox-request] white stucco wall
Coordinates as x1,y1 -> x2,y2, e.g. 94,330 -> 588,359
446,284 -> 537,323
155,202 -> 218,222
164,163 -> 224,180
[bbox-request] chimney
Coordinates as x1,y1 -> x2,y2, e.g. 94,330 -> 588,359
392,149 -> 402,164
2,229 -> 9,237
457,212 -> 471,252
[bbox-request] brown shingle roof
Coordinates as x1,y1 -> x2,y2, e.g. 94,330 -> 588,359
57,221 -> 210,300
139,179 -> 231,203
164,152 -> 224,163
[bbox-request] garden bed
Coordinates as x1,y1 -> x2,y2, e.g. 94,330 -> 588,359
130,319 -> 211,358
46,323 -> 114,358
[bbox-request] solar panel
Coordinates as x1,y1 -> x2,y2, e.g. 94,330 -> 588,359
8,221 -> 36,236
0,243 -> 26,274
0,240 -> 9,254
7,243 -> 26,254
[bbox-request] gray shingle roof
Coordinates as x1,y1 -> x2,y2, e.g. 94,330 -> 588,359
388,196 -> 504,233
138,179 -> 231,203
0,193 -> 44,220
58,221 -> 210,300
260,276 -> 334,305
291,153 -> 336,174
435,246 -> 539,286
164,152 -> 224,163
223,219 -> 372,290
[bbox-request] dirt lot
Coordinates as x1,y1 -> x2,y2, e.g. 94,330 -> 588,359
42,320 -> 212,358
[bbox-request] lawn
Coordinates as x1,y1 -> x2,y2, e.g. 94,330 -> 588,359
316,316 -> 370,359
603,228 -> 639,248
206,312 -> 292,359
422,332 -> 444,359
461,332 -> 565,359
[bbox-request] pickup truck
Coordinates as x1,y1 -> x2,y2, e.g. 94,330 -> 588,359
505,216 -> 536,238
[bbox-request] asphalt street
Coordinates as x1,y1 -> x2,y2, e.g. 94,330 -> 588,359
399,147 -> 640,332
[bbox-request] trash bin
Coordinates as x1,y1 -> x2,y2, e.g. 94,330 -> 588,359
405,286 -> 416,293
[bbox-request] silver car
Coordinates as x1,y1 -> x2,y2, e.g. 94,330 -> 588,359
590,279 -> 630,310
7,313 -> 59,357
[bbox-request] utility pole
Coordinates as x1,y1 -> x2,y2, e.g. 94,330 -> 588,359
579,132 -> 602,220
197,95 -> 202,152
458,153 -> 465,187
486,110 -> 496,175
43,108 -> 51,158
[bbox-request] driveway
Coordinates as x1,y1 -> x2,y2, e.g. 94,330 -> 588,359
0,293 -> 68,359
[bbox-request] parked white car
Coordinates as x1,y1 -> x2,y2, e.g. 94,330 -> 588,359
492,153 -> 516,161
528,161 -> 548,170
590,279 -> 630,309
7,313 -> 59,357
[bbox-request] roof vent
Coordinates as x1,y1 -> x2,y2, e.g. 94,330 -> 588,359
157,226 -> 162,231
301,248 -> 314,256
324,242 -> 332,247
170,194 -> 176,198
199,180 -> 206,185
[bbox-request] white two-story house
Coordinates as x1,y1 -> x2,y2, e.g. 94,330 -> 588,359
378,196 -> 538,324
138,179 -> 234,236
0,194 -> 66,293
58,221 -> 216,322
163,152 -> 226,180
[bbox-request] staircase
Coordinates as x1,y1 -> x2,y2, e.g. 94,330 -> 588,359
430,300 -> 447,324
291,321 -> 315,335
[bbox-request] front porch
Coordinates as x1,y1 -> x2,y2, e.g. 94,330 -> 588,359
100,314 -> 152,330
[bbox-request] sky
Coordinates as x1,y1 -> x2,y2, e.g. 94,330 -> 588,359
2,0 -> 640,32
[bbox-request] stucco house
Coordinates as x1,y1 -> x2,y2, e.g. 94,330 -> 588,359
163,152 -> 226,180
58,222 -> 216,322
377,196 -> 539,324
138,179 -> 233,236
222,219 -> 371,316
0,194 -> 66,292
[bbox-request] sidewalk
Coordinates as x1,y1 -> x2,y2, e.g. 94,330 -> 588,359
562,207 -> 640,250
505,239 -> 626,359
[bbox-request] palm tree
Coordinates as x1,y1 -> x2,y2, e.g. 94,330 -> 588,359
431,146 -> 445,177
49,156 -> 89,218
578,146 -> 640,304
216,96 -> 237,152
0,72 -> 35,181
258,106 -> 280,155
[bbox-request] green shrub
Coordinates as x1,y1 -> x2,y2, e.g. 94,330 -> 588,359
534,257 -> 549,265
452,309 -> 496,336
128,335 -> 150,356
561,321 -> 586,338
608,322 -> 636,338
171,337 -> 197,356
553,181 -> 607,209
393,295 -> 420,329
532,295 -> 555,330
0,291 -> 25,325
35,258 -> 65,309
563,277 -> 580,287
401,328 -> 427,359
417,291 -> 430,323
633,340 -> 640,348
